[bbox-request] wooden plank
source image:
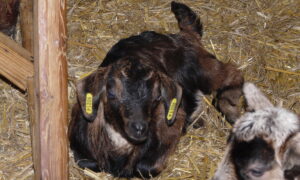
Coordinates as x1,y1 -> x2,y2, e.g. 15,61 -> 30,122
33,0 -> 69,179
20,0 -> 33,53
0,32 -> 33,91
0,32 -> 33,60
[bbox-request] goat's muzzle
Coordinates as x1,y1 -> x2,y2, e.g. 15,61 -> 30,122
127,121 -> 148,143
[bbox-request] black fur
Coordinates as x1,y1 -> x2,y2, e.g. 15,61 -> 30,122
284,165 -> 300,180
100,30 -> 243,123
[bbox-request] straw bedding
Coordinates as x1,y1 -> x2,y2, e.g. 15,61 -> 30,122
0,0 -> 299,179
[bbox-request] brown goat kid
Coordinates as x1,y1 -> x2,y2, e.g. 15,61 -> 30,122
69,59 -> 185,178
69,1 -> 244,178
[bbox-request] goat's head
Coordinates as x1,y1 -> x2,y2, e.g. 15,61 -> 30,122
76,58 -> 182,143
231,83 -> 299,180
213,82 -> 300,180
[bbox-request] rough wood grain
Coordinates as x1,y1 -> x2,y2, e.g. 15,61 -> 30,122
0,32 -> 33,91
33,0 -> 69,179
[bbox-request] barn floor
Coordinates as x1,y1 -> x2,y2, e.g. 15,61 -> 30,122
0,0 -> 299,179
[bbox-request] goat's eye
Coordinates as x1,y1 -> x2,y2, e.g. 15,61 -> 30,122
107,91 -> 116,99
155,95 -> 161,102
249,169 -> 264,177
151,95 -> 161,108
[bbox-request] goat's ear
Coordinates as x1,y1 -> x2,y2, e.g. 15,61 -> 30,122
159,73 -> 183,126
243,82 -> 273,111
226,132 -> 235,144
281,132 -> 300,178
76,67 -> 109,122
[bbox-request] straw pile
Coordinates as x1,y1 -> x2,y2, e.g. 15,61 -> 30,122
0,0 -> 299,179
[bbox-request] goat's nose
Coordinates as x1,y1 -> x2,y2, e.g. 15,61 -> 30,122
131,122 -> 147,135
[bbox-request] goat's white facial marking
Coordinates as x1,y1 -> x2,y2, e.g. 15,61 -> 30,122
105,124 -> 132,151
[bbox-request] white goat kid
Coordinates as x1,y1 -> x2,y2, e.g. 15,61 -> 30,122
212,82 -> 300,180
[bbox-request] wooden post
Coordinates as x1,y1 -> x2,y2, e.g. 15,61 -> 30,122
20,0 -> 33,53
33,0 -> 68,179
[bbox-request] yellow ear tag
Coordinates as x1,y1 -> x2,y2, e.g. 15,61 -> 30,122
85,93 -> 93,114
167,98 -> 177,120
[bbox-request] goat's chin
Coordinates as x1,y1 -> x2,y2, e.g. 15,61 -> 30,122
127,134 -> 148,144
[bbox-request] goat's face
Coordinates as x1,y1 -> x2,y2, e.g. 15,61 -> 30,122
104,61 -> 161,142
76,59 -> 182,143
230,137 -> 284,180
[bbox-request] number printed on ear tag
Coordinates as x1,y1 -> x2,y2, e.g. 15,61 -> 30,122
167,98 -> 177,120
86,93 -> 93,114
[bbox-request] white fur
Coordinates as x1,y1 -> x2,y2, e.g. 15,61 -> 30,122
190,90 -> 205,122
233,107 -> 299,149
234,82 -> 299,148
211,143 -> 237,180
94,102 -> 133,151
105,124 -> 133,151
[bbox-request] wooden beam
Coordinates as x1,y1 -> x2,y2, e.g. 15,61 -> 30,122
20,0 -> 33,53
27,77 -> 41,179
33,0 -> 68,179
0,32 -> 33,91
20,1 -> 38,178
